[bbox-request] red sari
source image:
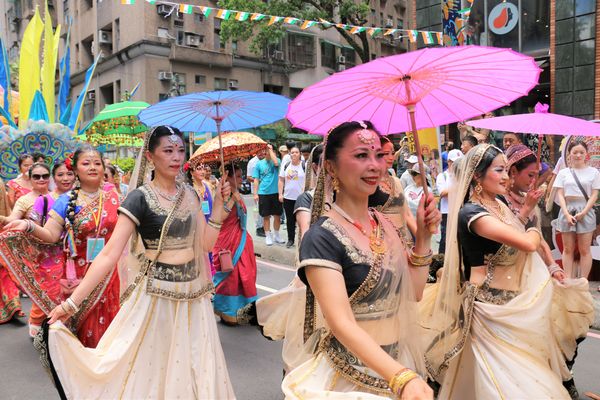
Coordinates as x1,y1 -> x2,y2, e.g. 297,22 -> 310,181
0,189 -> 121,347
212,202 -> 258,323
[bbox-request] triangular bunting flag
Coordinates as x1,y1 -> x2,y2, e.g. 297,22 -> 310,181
283,17 -> 300,25
407,30 -> 418,43
436,32 -> 443,44
216,9 -> 231,20
251,13 -> 266,21
421,31 -> 434,44
300,20 -> 317,30
145,0 -> 156,4
319,19 -> 332,28
121,0 -> 135,4
383,29 -> 395,36
236,11 -> 249,21
179,4 -> 193,14
268,16 -> 283,25
199,6 -> 212,16
369,28 -> 382,37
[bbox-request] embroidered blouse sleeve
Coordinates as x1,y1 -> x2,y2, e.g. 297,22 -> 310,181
298,219 -> 344,285
459,203 -> 490,233
294,192 -> 313,214
118,189 -> 147,226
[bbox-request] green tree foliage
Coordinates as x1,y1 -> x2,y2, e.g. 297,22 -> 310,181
114,157 -> 136,173
218,0 -> 372,62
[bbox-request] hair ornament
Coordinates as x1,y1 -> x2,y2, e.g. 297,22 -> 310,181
64,154 -> 74,171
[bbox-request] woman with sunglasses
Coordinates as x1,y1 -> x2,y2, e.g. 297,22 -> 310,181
0,163 -> 52,327
0,147 -> 121,348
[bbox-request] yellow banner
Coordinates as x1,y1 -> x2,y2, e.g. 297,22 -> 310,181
18,8 -> 43,128
42,1 -> 60,123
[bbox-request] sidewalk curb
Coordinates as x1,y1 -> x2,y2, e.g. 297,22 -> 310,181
250,233 -> 297,266
590,282 -> 600,330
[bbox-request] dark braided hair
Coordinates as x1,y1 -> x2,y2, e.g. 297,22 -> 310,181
65,146 -> 105,231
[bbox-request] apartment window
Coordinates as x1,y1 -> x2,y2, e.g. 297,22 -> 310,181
229,79 -> 239,90
158,93 -> 170,102
177,30 -> 184,45
341,47 -> 356,67
320,40 -> 336,69
288,33 -> 314,67
397,19 -> 403,29
194,12 -> 204,23
63,0 -> 69,17
174,19 -> 184,28
263,84 -> 283,94
195,75 -> 206,85
232,41 -> 238,54
214,77 -> 228,90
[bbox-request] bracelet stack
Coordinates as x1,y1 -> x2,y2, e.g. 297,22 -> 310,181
408,247 -> 433,268
223,203 -> 232,214
25,220 -> 35,233
548,264 -> 563,276
60,297 -> 79,315
389,368 -> 420,395
207,218 -> 223,230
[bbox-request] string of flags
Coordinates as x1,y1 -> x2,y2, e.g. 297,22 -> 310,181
120,0 -> 444,45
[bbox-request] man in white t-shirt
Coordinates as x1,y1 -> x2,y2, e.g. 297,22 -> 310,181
436,149 -> 463,253
247,152 -> 265,236
278,147 -> 306,248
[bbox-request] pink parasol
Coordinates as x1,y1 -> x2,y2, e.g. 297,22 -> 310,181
287,45 -> 541,201
467,102 -> 600,136
467,102 -> 600,173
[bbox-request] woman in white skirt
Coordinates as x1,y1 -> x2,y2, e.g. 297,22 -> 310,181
24,126 -> 236,399
553,139 -> 600,278
282,121 -> 439,399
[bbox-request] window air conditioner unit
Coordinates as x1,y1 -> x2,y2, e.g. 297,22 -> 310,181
87,92 -> 96,101
385,19 -> 394,28
157,4 -> 171,16
98,30 -> 112,44
273,50 -> 284,61
185,34 -> 200,47
228,81 -> 239,89
158,71 -> 174,81
337,55 -> 346,64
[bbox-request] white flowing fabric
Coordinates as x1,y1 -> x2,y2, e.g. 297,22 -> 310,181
438,253 -> 592,400
48,278 -> 236,399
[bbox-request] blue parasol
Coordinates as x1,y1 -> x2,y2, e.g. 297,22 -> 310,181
138,91 -> 290,174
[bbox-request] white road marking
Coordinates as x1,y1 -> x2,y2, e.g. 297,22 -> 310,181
256,284 -> 278,294
257,259 -> 296,272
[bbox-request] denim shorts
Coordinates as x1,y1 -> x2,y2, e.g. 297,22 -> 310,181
556,198 -> 597,234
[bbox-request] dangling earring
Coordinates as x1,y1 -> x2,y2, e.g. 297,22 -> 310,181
148,160 -> 155,172
332,176 -> 340,193
474,182 -> 483,196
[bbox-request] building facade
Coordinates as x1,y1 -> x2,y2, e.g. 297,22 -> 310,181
0,0 -> 408,129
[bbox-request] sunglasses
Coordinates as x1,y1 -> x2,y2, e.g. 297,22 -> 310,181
32,173 -> 50,181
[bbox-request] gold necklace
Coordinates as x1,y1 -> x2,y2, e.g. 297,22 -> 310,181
331,203 -> 386,254
472,195 -> 510,224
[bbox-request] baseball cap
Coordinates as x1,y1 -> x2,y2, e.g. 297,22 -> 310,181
406,155 -> 418,164
448,149 -> 464,162
278,145 -> 288,152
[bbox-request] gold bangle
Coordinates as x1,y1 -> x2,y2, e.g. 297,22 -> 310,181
408,247 -> 433,267
389,370 -> 419,395
207,218 -> 223,229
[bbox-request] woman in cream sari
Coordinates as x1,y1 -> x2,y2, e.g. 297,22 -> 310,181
16,126 -> 236,399
282,121 -> 440,399
423,144 -> 593,400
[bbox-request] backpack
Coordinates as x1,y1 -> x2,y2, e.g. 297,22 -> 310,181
283,159 -> 306,172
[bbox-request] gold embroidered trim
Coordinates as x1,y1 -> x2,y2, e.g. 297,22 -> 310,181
139,184 -> 194,220
467,211 -> 490,232
298,259 -> 343,273
117,207 -> 140,226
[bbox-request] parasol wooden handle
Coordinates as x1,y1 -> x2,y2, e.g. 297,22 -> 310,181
408,105 -> 437,235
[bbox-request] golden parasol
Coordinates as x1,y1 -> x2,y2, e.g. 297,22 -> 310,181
189,131 -> 267,168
